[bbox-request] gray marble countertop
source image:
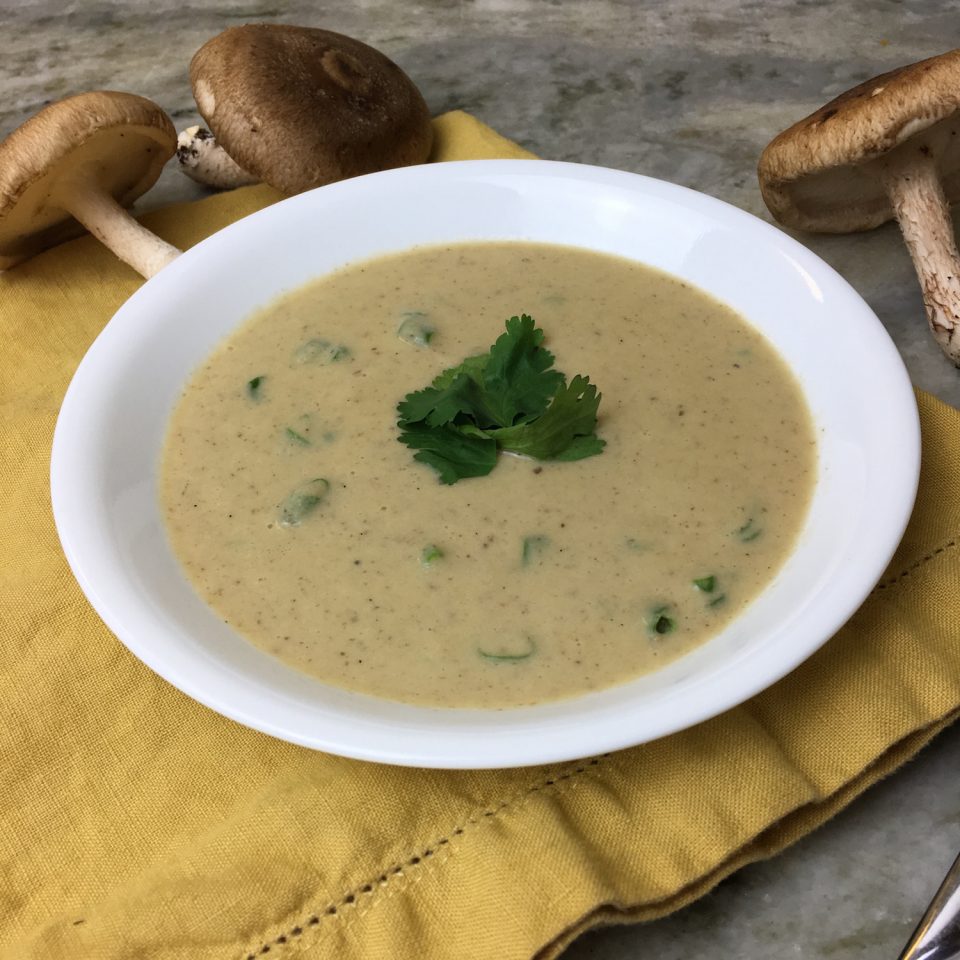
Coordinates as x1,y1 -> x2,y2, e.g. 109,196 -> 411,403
5,1 -> 960,958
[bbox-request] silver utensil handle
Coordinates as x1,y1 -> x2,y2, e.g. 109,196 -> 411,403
899,850 -> 960,960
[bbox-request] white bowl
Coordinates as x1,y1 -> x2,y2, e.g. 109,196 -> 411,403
50,160 -> 920,769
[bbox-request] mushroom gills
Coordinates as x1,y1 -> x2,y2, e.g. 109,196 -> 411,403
0,91 -> 180,278
780,115 -> 960,233
757,48 -> 960,367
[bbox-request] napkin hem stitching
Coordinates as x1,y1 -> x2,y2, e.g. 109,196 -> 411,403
239,755 -> 608,959
873,536 -> 957,591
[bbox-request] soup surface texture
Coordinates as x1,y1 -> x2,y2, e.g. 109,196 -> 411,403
161,242 -> 816,708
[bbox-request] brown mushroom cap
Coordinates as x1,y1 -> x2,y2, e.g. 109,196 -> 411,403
189,24 -> 434,196
0,91 -> 177,269
758,49 -> 960,233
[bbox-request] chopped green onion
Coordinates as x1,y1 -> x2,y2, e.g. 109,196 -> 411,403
293,339 -> 351,364
284,427 -> 310,446
737,518 -> 762,542
293,338 -> 329,363
246,375 -> 266,399
421,544 -> 444,566
397,311 -> 435,348
478,635 -> 537,663
692,575 -> 716,593
278,478 -> 330,527
521,534 -> 551,566
647,604 -> 676,636
708,594 -> 727,608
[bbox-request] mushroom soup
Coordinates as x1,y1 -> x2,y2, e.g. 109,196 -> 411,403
161,242 -> 816,708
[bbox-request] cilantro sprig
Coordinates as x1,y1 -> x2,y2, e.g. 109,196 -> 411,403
397,314 -> 604,484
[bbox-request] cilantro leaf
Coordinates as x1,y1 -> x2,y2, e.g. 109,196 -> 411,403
398,372 -> 477,428
397,355 -> 489,427
430,354 -> 488,392
396,315 -> 604,484
492,375 -> 604,460
397,422 -> 498,485
549,432 -> 607,462
479,315 -> 564,428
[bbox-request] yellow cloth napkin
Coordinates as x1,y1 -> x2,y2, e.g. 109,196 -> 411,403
2,110 -> 959,960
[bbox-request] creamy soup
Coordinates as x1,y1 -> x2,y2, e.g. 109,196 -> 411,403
161,242 -> 816,708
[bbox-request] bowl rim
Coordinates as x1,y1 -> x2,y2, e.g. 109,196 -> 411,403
50,158 -> 921,768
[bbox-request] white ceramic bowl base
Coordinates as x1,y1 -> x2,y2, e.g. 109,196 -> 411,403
51,160 -> 920,768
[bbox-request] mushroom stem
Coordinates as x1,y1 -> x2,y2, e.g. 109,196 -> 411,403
176,125 -> 259,190
882,149 -> 960,365
57,182 -> 181,279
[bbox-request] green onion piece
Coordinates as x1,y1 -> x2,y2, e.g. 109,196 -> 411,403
693,575 -> 716,593
647,604 -> 676,636
293,338 -> 330,363
521,534 -> 551,566
737,518 -> 762,543
284,427 -> 310,446
293,339 -> 351,364
478,635 -> 537,663
278,478 -> 330,527
421,544 -> 444,566
397,311 -> 436,348
708,594 -> 727,608
246,375 -> 266,399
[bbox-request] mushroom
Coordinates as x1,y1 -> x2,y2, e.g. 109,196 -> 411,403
186,24 -> 433,195
757,48 -> 960,365
176,125 -> 258,190
0,91 -> 180,279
